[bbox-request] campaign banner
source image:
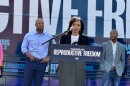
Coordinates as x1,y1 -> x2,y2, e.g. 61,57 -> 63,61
0,0 -> 130,54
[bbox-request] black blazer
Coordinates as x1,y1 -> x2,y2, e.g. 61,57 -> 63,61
60,33 -> 89,45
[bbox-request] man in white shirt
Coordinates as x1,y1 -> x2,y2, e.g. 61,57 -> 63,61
100,29 -> 125,86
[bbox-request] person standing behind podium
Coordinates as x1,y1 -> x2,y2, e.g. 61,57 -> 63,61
60,16 -> 89,45
100,29 -> 125,86
21,18 -> 55,86
59,16 -> 89,86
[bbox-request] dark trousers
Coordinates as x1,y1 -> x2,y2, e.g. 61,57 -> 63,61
23,58 -> 47,86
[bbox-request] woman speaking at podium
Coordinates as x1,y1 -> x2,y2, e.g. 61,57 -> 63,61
59,16 -> 89,86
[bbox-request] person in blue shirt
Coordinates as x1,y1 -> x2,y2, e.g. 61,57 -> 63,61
21,18 -> 55,86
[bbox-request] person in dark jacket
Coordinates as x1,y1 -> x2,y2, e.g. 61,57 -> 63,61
60,16 -> 89,45
59,16 -> 89,86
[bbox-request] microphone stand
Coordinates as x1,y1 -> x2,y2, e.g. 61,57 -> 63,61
42,29 -> 71,86
42,29 -> 71,45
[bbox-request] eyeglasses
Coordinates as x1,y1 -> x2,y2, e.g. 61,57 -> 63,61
72,16 -> 81,20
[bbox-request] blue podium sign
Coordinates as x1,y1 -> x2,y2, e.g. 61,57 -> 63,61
51,44 -> 103,62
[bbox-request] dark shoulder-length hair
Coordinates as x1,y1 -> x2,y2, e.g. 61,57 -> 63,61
67,16 -> 84,35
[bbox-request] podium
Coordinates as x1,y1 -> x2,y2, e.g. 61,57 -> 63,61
51,44 -> 102,86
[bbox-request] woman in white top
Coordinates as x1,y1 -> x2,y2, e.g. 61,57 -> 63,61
60,16 -> 89,45
59,16 -> 89,86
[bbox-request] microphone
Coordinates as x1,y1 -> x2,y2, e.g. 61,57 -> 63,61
64,27 -> 74,33
69,27 -> 75,31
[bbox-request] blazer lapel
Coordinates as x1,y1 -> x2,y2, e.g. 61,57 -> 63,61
66,34 -> 71,44
108,41 -> 113,56
115,42 -> 119,59
77,35 -> 81,45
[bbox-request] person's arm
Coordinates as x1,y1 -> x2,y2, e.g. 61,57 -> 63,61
21,34 -> 35,61
121,44 -> 125,69
24,52 -> 35,61
121,44 -> 126,76
21,34 -> 28,54
100,43 -> 106,71
0,44 -> 3,66
41,35 -> 56,63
